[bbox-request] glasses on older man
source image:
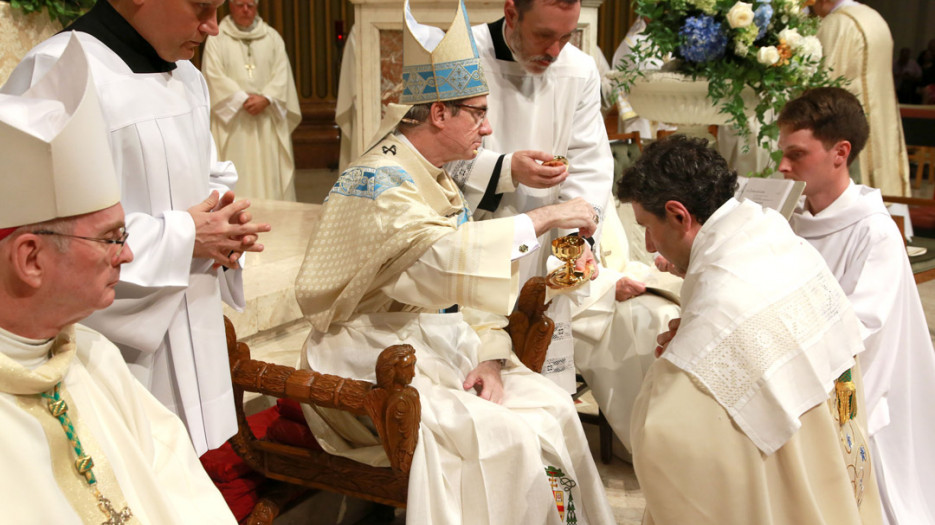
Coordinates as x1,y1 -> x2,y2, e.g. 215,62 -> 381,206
33,227 -> 129,258
453,103 -> 488,128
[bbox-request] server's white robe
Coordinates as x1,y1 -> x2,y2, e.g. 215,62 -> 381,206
203,15 -> 301,201
793,183 -> 935,525
0,324 -> 236,524
818,2 -> 910,196
450,19 -> 680,433
2,31 -> 243,455
294,134 -> 615,525
635,198 -> 882,524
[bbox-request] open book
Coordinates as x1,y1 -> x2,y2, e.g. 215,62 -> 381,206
735,176 -> 806,220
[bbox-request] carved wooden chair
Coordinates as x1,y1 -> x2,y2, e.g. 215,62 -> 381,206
226,277 -> 555,524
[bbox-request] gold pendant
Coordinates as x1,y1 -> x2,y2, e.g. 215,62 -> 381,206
97,491 -> 132,525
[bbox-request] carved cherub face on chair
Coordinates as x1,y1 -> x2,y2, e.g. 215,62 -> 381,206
376,346 -> 417,388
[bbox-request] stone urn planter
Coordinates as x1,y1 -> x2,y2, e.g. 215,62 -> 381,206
627,70 -> 759,126
0,2 -> 61,85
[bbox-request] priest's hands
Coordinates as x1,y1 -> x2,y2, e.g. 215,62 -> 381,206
463,359 -> 505,404
243,94 -> 270,115
188,190 -> 272,269
615,276 -> 646,301
526,197 -> 598,238
511,151 -> 569,189
655,318 -> 680,357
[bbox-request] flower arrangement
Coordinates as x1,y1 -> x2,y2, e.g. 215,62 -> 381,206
613,0 -> 843,173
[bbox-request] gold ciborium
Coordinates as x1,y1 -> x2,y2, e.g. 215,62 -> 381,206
546,234 -> 590,289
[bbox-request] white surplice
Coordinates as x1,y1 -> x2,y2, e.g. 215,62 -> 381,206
203,15 -> 301,201
2,32 -> 243,455
793,183 -> 935,525
294,134 -> 615,525
0,324 -> 235,524
634,198 -> 882,524
819,3 -> 910,196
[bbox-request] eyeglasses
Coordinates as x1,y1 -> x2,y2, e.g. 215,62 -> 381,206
231,2 -> 257,9
33,227 -> 129,258
453,103 -> 488,128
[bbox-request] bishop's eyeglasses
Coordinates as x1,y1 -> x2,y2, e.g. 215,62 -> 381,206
453,103 -> 488,128
33,227 -> 129,258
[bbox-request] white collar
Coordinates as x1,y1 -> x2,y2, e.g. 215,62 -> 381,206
830,0 -> 859,14
0,324 -> 55,370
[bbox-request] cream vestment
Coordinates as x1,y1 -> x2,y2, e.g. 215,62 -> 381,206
633,198 -> 882,524
0,324 -> 235,524
203,15 -> 301,201
819,1 -> 910,196
294,134 -> 615,525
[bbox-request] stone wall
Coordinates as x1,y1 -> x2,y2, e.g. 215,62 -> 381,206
0,3 -> 60,85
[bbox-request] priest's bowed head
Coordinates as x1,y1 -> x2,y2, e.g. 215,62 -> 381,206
0,36 -> 132,339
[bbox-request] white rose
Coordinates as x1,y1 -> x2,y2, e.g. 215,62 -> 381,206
726,2 -> 755,28
779,27 -> 803,49
757,46 -> 780,66
798,36 -> 823,61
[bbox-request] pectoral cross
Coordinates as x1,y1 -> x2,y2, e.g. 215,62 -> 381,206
97,493 -> 132,524
244,63 -> 256,79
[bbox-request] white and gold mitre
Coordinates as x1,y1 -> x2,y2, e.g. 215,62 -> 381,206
0,34 -> 119,229
400,0 -> 488,104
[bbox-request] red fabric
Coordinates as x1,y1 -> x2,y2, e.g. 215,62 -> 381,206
200,405 -> 281,482
215,473 -> 267,522
276,398 -> 306,422
267,417 -> 322,451
0,227 -> 16,242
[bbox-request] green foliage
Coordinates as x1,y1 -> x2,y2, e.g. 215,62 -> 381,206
10,0 -> 95,26
611,0 -> 845,176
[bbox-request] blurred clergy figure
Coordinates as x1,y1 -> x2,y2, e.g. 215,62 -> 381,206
203,0 -> 301,201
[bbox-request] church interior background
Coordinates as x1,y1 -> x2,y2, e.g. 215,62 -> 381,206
2,0 -> 935,522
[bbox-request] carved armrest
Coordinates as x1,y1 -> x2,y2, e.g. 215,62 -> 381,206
506,276 -> 554,373
224,317 -> 420,473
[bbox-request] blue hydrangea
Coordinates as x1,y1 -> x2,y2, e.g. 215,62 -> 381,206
679,15 -> 728,63
754,4 -> 773,40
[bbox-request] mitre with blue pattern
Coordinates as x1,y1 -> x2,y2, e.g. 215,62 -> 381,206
400,0 -> 488,104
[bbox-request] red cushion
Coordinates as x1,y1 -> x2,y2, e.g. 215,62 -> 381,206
214,473 -> 267,522
276,398 -> 306,422
200,405 -> 282,482
267,417 -> 322,451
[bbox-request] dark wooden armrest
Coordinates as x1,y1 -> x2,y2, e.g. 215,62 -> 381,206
506,276 -> 554,373
224,317 -> 420,473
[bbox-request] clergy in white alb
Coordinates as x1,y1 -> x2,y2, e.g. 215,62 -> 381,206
202,2 -> 302,201
813,0 -> 910,196
294,3 -> 614,523
779,87 -> 935,525
447,0 -> 681,445
620,135 -> 883,525
1,0 -> 272,456
0,39 -> 235,524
